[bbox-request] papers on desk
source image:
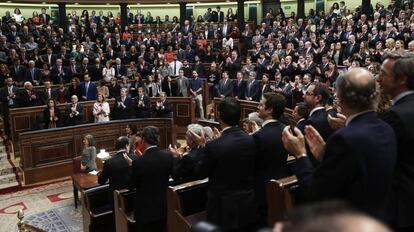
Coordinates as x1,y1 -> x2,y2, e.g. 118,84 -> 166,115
89,170 -> 99,175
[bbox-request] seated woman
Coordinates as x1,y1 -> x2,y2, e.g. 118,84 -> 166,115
93,93 -> 110,123
81,134 -> 97,172
43,99 -> 61,129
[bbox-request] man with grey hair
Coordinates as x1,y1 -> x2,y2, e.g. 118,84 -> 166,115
379,51 -> 414,231
18,81 -> 39,107
170,123 -> 204,181
127,126 -> 173,232
282,68 -> 397,222
113,88 -> 132,119
245,71 -> 260,102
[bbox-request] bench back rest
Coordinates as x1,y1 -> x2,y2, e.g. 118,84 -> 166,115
267,175 -> 298,227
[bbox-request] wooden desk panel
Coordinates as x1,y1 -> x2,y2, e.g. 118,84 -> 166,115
19,118 -> 173,185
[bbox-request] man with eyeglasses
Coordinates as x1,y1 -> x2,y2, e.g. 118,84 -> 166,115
300,83 -> 336,166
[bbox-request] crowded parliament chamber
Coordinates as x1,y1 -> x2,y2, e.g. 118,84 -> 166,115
0,0 -> 413,231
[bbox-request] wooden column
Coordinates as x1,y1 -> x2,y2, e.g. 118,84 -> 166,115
237,0 -> 245,31
120,3 -> 128,32
58,3 -> 67,32
179,2 -> 187,26
297,0 -> 305,19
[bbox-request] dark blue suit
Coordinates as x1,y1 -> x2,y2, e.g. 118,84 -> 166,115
382,93 -> 414,229
80,81 -> 97,101
196,127 -> 258,231
294,112 -> 397,221
253,121 -> 289,221
245,80 -> 260,102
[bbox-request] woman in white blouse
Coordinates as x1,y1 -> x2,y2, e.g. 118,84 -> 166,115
93,93 -> 110,122
102,62 -> 115,82
12,8 -> 24,24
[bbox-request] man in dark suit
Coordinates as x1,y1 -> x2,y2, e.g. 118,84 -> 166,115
190,97 -> 258,231
0,77 -> 19,138
25,60 -> 41,86
40,8 -> 50,25
213,6 -> 224,22
245,71 -> 260,102
18,81 -> 40,107
342,35 -> 359,61
39,80 -> 55,105
293,102 -> 309,130
153,92 -> 172,118
9,59 -> 27,87
223,51 -> 241,79
80,73 -> 97,101
114,58 -> 126,78
283,68 -> 397,222
300,82 -> 335,141
41,48 -> 57,67
51,59 -> 69,84
253,92 -> 289,225
112,88 -> 132,120
126,126 -> 173,232
134,87 -> 151,118
98,136 -> 137,207
378,52 -> 414,232
89,58 -> 103,82
218,71 -> 233,98
65,95 -> 84,126
233,71 -> 246,100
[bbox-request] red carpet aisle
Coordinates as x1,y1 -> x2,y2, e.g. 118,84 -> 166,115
0,180 -> 81,232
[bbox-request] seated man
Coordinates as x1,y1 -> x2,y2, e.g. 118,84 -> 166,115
65,95 -> 84,126
153,92 -> 172,118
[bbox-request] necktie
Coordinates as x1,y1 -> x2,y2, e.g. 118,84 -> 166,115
174,61 -> 176,75
31,69 -> 34,80
85,82 -> 89,98
48,89 -> 51,99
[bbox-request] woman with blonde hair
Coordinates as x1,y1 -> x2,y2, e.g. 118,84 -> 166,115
93,93 -> 110,122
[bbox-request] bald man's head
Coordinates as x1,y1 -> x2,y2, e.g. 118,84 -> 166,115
336,68 -> 378,113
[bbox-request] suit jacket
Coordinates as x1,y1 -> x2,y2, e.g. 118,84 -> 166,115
245,80 -> 260,102
114,64 -> 127,77
98,150 -> 136,206
295,112 -> 396,221
196,127 -> 257,230
18,89 -> 40,107
64,103 -> 84,126
176,77 -> 189,97
253,121 -> 289,214
134,95 -> 151,118
161,81 -> 177,97
113,96 -> 132,119
80,81 -> 97,101
154,100 -> 172,118
25,68 -> 41,84
0,85 -> 19,107
302,108 -> 336,141
233,79 -> 246,99
129,147 -> 173,222
172,147 -> 203,181
343,43 -> 360,60
218,78 -> 233,97
382,93 -> 414,227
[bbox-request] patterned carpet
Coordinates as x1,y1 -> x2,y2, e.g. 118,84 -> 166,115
0,180 -> 81,232
0,143 -> 19,190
